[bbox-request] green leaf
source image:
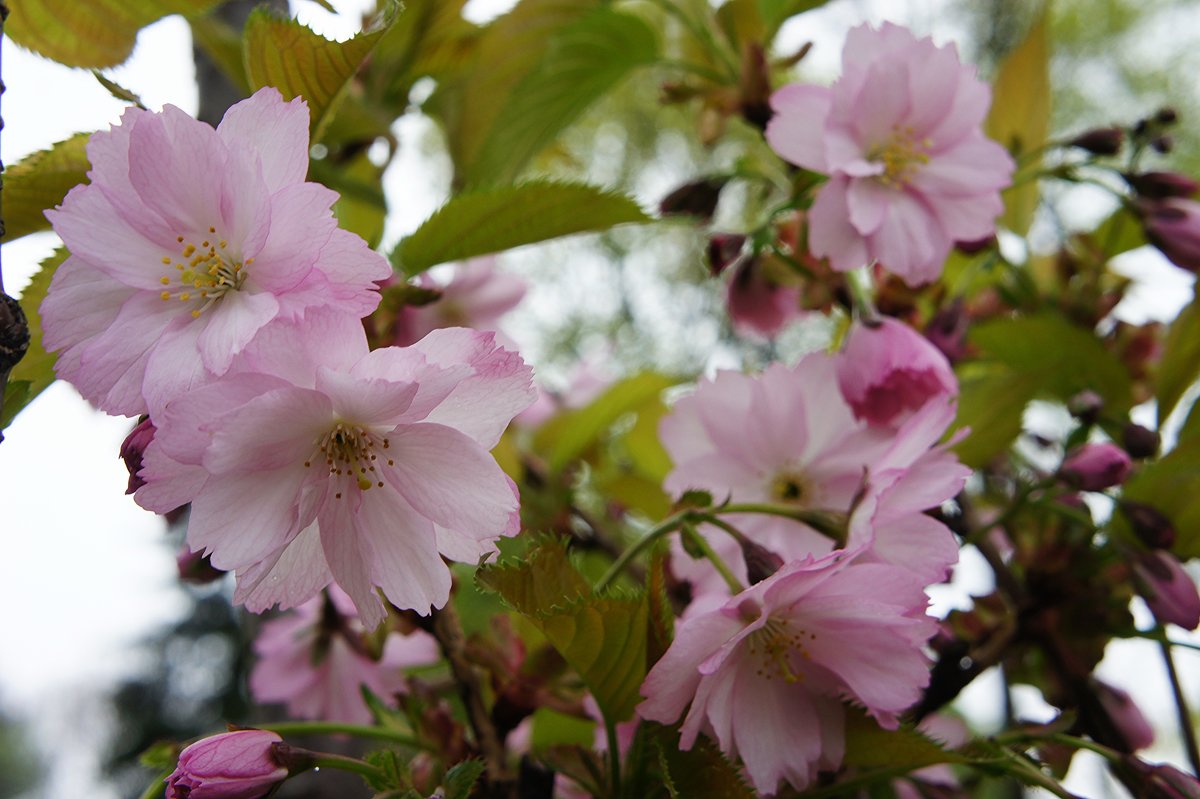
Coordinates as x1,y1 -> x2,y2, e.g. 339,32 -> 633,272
5,134 -> 91,242
391,180 -> 649,277
443,759 -> 486,799
843,708 -> 963,770
1123,436 -> 1200,559
986,11 -> 1050,235
534,372 -> 677,473
757,0 -> 828,38
953,367 -> 1039,468
91,71 -> 146,107
652,724 -> 755,799
468,7 -> 657,186
1092,206 -> 1147,258
243,7 -> 393,141
1156,289 -> 1200,423
477,539 -> 648,720
2,250 -> 66,431
7,0 -> 220,68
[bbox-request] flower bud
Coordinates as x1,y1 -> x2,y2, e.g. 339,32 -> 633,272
1093,679 -> 1154,752
726,256 -> 801,339
837,317 -> 958,427
924,301 -> 970,363
1124,758 -> 1200,799
1126,171 -> 1200,200
1122,423 -> 1160,459
1156,107 -> 1180,126
1059,443 -> 1132,491
739,537 -> 784,585
1120,501 -> 1176,550
165,730 -> 288,799
706,233 -> 747,276
1133,550 -> 1200,630
659,177 -> 727,221
177,547 -> 226,585
1151,134 -> 1174,154
1067,390 -> 1104,425
120,418 -> 156,494
1142,199 -> 1200,272
1069,127 -> 1124,155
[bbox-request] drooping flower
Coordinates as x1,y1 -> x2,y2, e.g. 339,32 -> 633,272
137,313 -> 535,628
836,317 -> 957,427
250,586 -> 439,724
1093,678 -> 1155,752
639,553 -> 938,794
1133,550 -> 1200,630
725,255 -> 802,340
165,729 -> 288,799
1141,198 -> 1200,272
381,257 -> 526,348
41,87 -> 391,417
1060,443 -> 1133,491
765,22 -> 1014,286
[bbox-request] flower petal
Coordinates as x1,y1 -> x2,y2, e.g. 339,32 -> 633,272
217,88 -> 311,194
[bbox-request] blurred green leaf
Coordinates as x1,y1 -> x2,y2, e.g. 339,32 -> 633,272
953,367 -> 1040,469
1124,436 -> 1200,559
653,724 -> 754,799
469,7 -> 657,186
1156,289 -> 1200,424
5,134 -> 91,241
243,7 -> 393,140
843,709 -> 963,770
529,707 -> 597,750
1092,206 -> 1147,258
391,180 -> 649,277
987,11 -> 1050,235
7,0 -> 220,68
91,72 -> 146,107
443,759 -> 486,799
2,249 -> 66,431
624,399 -> 674,483
758,0 -> 828,37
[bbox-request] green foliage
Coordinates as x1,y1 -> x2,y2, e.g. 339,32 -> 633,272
5,134 -> 91,242
1123,436 -> 1200,559
443,758 -> 486,799
986,9 -> 1050,235
469,7 -> 658,186
477,538 -> 649,720
390,180 -> 650,277
842,709 -> 963,770
1155,288 -> 1200,424
1091,206 -> 1147,258
371,0 -> 476,105
243,7 -> 393,141
652,724 -> 755,799
952,313 -> 1131,466
7,0 -> 219,68
2,250 -> 66,431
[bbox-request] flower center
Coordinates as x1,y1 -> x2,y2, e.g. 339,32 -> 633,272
770,470 -> 807,504
745,615 -> 816,683
158,227 -> 254,318
869,126 -> 932,188
304,422 -> 394,499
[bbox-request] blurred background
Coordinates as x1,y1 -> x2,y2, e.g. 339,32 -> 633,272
2,0 -> 1199,796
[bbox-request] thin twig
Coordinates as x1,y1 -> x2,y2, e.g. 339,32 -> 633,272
1158,634 -> 1200,775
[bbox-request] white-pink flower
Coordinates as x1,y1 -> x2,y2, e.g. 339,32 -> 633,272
137,314 -> 535,628
387,256 -> 526,347
41,87 -> 390,417
765,22 -> 1013,286
639,553 -> 938,794
250,586 -> 439,724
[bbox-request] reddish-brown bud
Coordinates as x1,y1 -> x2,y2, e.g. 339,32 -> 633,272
1069,127 -> 1124,155
1126,171 -> 1199,200
659,177 -> 727,221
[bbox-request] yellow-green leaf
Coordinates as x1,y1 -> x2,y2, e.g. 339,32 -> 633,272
5,134 -> 92,241
2,250 -> 66,430
1156,289 -> 1200,424
1124,436 -> 1200,559
986,11 -> 1050,235
243,7 -> 393,141
8,0 -> 220,68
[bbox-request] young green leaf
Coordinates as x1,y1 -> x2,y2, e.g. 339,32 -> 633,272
1123,436 -> 1200,559
1155,289 -> 1200,423
1,250 -> 66,431
390,180 -> 649,277
443,758 -> 486,799
5,134 -> 91,242
842,708 -> 964,770
652,724 -> 755,799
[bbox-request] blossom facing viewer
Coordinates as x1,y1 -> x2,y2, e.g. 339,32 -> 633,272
41,87 -> 390,417
165,729 -> 287,799
639,553 -> 937,794
765,22 -> 1013,286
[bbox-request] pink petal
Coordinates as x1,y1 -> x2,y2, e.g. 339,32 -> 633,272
808,176 -> 871,272
217,88 -> 311,193
188,465 -> 311,569
318,501 -> 387,629
134,442 -> 208,514
765,84 -> 833,171
202,386 -> 331,474
40,255 -> 133,355
238,307 -> 369,383
356,489 -> 451,614
867,190 -> 948,285
732,664 -> 828,793
235,522 -> 333,612
846,178 -> 891,236
638,610 -> 744,726
315,367 -> 420,427
196,290 -> 281,374
127,104 -> 229,234
243,183 -> 338,292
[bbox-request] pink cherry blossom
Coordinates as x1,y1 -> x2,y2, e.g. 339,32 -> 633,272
385,256 -> 526,347
1133,550 -> 1200,630
639,553 -> 938,794
1060,442 -> 1133,491
1142,198 -> 1200,272
1094,678 -> 1155,752
251,586 -> 439,724
765,22 -> 1014,285
137,315 -> 535,628
41,87 -> 390,417
165,729 -> 287,799
726,256 -> 802,340
836,317 -> 957,427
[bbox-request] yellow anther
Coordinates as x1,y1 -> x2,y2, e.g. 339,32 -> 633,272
182,244 -> 196,257
219,240 -> 228,249
191,310 -> 202,318
208,226 -> 216,234
161,291 -> 171,301
193,280 -> 203,288
179,293 -> 190,301
161,256 -> 172,265
160,277 -> 170,285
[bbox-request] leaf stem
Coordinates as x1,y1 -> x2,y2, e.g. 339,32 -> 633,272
682,520 -> 744,594
605,716 -> 622,796
1158,632 -> 1200,775
309,752 -> 389,782
259,721 -> 428,750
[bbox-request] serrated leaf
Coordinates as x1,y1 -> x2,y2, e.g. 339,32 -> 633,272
986,11 -> 1050,235
477,537 -> 592,612
757,0 -> 828,38
5,134 -> 91,241
364,748 -> 411,792
1092,206 -> 1147,258
1123,436 -> 1200,559
469,7 -> 657,186
646,548 -> 675,665
7,0 -> 220,68
243,7 -> 392,141
843,708 -> 963,770
443,758 -> 486,799
391,180 -> 649,277
1156,289 -> 1200,423
2,250 -> 66,431
653,724 -> 755,799
534,372 -> 677,473
91,71 -> 146,107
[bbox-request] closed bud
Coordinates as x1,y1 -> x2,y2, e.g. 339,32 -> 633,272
706,233 -> 747,275
1092,679 -> 1154,752
1124,758 -> 1200,799
1156,107 -> 1179,126
659,177 -> 727,221
1059,443 -> 1132,491
120,417 -> 156,494
1122,423 -> 1160,459
1126,171 -> 1200,200
740,537 -> 784,585
177,547 -> 226,585
1142,198 -> 1200,272
165,730 -> 289,799
1151,134 -> 1174,154
1069,126 -> 1124,155
1133,550 -> 1200,630
1120,501 -> 1176,549
1067,389 -> 1105,425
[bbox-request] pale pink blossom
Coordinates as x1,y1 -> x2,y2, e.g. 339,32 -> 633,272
165,729 -> 287,799
639,553 -> 937,794
137,316 -> 535,628
765,22 -> 1013,285
41,87 -> 390,417
660,355 -> 966,595
387,257 -> 525,347
250,586 -> 439,724
836,317 -> 957,427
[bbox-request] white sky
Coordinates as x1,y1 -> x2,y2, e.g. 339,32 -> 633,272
1,1 -> 1198,797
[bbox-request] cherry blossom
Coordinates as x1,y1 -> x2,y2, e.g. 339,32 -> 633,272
165,729 -> 287,799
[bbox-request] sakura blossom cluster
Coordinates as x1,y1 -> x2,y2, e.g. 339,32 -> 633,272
640,318 -> 967,794
41,88 -> 535,629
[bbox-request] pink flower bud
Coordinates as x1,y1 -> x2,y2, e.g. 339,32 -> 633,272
1127,171 -> 1200,200
1094,679 -> 1154,751
1133,551 -> 1200,630
177,547 -> 226,585
165,730 -> 288,799
706,233 -> 747,275
1125,758 -> 1200,799
1059,443 -> 1132,491
1069,127 -> 1125,155
1142,198 -> 1200,272
119,418 -> 156,494
1120,501 -> 1176,549
1123,423 -> 1161,459
836,317 -> 957,426
659,177 -> 727,221
726,256 -> 801,339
